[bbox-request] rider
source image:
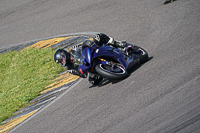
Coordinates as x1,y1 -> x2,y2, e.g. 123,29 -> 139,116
54,33 -> 131,85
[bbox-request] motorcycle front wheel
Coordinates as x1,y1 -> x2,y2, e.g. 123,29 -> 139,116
95,63 -> 128,80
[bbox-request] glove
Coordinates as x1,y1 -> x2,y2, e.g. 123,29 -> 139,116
67,69 -> 76,74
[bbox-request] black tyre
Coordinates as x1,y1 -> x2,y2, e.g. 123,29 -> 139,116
95,63 -> 128,80
133,46 -> 148,64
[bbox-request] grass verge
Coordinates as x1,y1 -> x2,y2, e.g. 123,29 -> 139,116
0,48 -> 65,124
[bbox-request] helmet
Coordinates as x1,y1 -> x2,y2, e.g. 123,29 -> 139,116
54,49 -> 70,67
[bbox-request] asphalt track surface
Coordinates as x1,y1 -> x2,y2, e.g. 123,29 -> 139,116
0,0 -> 200,132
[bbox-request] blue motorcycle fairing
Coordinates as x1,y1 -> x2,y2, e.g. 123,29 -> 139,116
78,64 -> 90,74
93,46 -> 138,70
82,47 -> 92,64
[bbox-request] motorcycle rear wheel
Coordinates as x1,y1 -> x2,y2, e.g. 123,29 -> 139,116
95,63 -> 128,80
132,46 -> 149,64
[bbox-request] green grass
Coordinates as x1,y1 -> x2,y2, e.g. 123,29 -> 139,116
0,48 -> 65,124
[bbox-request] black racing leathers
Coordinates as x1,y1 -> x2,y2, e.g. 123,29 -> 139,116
67,33 -> 127,79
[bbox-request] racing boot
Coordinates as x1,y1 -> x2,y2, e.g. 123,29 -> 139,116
114,41 -> 127,48
111,41 -> 136,55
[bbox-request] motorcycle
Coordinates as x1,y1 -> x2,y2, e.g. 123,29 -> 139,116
73,43 -> 148,85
